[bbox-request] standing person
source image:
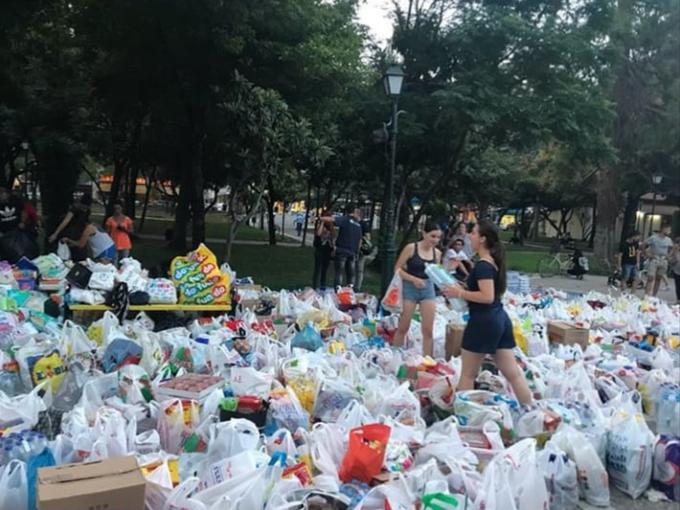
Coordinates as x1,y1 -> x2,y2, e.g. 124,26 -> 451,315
0,186 -> 24,236
442,220 -> 533,406
49,195 -> 92,262
312,209 -> 334,290
391,220 -> 442,357
105,202 -> 134,261
295,212 -> 305,237
355,220 -> 378,292
617,231 -> 641,292
453,221 -> 475,258
643,226 -> 673,296
320,207 -> 363,287
63,221 -> 117,263
670,237 -> 680,304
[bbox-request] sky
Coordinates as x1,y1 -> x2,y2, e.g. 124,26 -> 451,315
357,0 -> 395,44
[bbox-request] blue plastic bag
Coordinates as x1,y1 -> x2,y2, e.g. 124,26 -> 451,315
291,323 -> 323,352
27,448 -> 56,510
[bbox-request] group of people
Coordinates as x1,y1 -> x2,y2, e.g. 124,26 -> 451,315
617,226 -> 680,302
392,218 -> 534,407
0,187 -> 135,266
311,206 -> 377,292
47,197 -> 134,264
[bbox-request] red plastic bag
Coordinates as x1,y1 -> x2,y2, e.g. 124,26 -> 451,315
339,424 -> 391,483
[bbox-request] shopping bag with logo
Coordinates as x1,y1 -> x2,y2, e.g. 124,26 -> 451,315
538,440 -> 579,510
606,393 -> 655,499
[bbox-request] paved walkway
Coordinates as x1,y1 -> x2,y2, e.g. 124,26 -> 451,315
136,233 -> 301,248
532,273 -> 677,303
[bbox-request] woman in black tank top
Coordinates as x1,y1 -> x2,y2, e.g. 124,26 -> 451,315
390,220 -> 442,357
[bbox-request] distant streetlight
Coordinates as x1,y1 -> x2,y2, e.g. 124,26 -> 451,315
649,174 -> 663,235
380,64 -> 404,295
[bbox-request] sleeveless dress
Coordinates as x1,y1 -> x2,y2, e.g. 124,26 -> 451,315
462,260 -> 515,353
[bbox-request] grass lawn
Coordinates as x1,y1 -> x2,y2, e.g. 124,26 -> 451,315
92,212 -> 272,242
131,237 -> 383,293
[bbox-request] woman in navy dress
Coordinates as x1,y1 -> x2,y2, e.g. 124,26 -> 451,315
443,220 -> 533,405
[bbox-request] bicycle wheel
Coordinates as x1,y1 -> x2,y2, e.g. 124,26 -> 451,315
537,256 -> 559,278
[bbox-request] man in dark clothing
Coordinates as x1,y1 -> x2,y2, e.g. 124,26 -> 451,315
0,187 -> 24,235
321,207 -> 363,287
617,231 -> 641,292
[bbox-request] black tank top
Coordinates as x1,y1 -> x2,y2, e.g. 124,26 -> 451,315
405,242 -> 436,279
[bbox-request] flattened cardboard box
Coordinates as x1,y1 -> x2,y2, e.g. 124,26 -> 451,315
38,455 -> 145,510
547,320 -> 589,349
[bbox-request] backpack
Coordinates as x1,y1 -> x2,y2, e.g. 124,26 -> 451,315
360,234 -> 373,256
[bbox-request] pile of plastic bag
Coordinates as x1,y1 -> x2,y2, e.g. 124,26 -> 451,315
0,278 -> 679,510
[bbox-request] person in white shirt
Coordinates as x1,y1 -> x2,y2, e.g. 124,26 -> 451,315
444,238 -> 471,281
643,226 -> 673,297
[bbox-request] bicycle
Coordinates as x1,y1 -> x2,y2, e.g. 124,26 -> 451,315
536,251 -> 574,278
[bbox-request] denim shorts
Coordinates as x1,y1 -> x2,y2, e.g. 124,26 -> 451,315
621,263 -> 637,281
402,279 -> 436,302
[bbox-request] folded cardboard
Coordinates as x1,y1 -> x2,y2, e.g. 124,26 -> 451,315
547,320 -> 589,348
38,456 -> 145,510
445,323 -> 466,359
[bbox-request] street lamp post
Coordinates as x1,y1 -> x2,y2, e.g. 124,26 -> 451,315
380,64 -> 405,296
649,174 -> 663,236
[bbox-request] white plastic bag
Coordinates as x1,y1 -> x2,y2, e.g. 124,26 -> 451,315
145,459 -> 175,510
208,419 -> 260,459
552,424 -> 610,507
355,476 -> 413,510
538,441 -> 579,510
310,422 -> 346,480
607,395 -> 655,499
70,288 -> 106,305
230,366 -> 273,399
380,274 -> 403,313
88,270 -> 115,291
60,320 -> 96,357
473,459 -> 516,510
57,241 -> 71,261
0,460 -> 28,510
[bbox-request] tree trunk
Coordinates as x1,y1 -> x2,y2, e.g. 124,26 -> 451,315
620,191 -> 640,245
107,160 -> 126,218
139,166 -> 156,233
127,166 -> 139,220
172,175 -> 191,251
190,142 -> 206,247
302,178 -> 312,247
593,167 -> 621,261
281,202 -> 286,240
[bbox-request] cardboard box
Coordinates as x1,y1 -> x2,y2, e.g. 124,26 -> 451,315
547,321 -> 589,349
445,324 -> 466,359
38,456 -> 145,510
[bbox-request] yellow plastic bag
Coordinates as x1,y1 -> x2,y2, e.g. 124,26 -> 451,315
513,320 -> 528,354
287,377 -> 318,414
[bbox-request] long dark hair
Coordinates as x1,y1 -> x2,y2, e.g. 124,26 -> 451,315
477,219 -> 506,297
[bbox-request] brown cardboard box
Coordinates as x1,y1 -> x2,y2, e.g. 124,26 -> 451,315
38,456 -> 145,510
547,320 -> 589,349
445,324 -> 466,359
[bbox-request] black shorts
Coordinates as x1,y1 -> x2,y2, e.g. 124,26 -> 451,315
462,308 -> 516,354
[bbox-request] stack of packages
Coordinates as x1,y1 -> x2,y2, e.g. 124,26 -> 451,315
0,275 -> 678,510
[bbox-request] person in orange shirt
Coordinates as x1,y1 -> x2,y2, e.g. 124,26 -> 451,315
105,202 -> 134,261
